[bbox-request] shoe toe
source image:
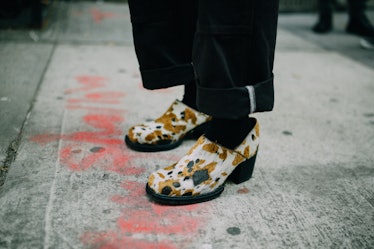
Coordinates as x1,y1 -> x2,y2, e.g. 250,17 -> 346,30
128,122 -> 174,145
147,169 -> 191,197
125,100 -> 211,152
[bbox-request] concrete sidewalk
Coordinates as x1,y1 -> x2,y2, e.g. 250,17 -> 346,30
1,2 -> 373,249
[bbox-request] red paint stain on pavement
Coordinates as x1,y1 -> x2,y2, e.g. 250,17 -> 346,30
90,8 -> 117,23
30,76 -> 132,174
59,146 -> 144,175
114,182 -> 200,234
83,114 -> 122,135
117,209 -> 199,234
30,74 -> 208,248
237,187 -> 250,194
30,114 -> 124,146
65,76 -> 107,94
30,134 -> 61,145
83,181 -> 204,249
65,105 -> 127,113
68,92 -> 126,104
30,112 -> 146,175
81,231 -> 177,249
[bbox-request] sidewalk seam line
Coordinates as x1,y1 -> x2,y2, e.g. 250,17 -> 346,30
43,108 -> 66,249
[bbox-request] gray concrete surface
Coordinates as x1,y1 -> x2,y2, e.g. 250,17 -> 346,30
0,43 -> 54,184
0,2 -> 373,249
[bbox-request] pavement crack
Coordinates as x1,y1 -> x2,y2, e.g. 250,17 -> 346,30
0,39 -> 57,188
0,137 -> 22,186
0,110 -> 34,186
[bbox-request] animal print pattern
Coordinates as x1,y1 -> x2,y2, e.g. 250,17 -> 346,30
127,100 -> 211,146
147,119 -> 260,197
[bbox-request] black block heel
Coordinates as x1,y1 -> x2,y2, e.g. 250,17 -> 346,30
229,151 -> 257,184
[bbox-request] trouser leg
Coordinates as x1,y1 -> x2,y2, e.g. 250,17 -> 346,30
128,0 -> 197,89
193,0 -> 279,119
312,0 -> 333,33
347,0 -> 367,19
346,0 -> 374,37
318,0 -> 333,18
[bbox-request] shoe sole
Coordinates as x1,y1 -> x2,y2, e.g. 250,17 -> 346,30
145,184 -> 225,205
360,38 -> 374,50
145,152 -> 258,205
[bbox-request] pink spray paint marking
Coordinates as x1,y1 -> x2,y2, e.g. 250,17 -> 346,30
83,181 -> 204,249
31,76 -> 138,175
68,92 -> 126,104
65,75 -> 107,94
81,231 -> 177,249
90,8 -> 117,23
30,75 -> 208,248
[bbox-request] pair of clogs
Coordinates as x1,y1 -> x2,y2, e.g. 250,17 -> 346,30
125,100 -> 259,205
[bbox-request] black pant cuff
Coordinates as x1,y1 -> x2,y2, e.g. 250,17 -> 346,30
197,77 -> 274,119
141,63 -> 195,90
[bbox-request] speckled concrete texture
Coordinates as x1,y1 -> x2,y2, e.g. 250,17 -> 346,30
0,2 -> 373,249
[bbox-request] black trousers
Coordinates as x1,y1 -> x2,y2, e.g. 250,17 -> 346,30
317,0 -> 367,18
128,0 -> 279,119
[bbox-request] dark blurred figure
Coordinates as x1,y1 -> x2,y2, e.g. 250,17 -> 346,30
0,0 -> 44,29
312,0 -> 374,37
0,1 -> 22,18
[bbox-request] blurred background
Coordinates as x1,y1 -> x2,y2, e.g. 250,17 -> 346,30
0,0 -> 374,29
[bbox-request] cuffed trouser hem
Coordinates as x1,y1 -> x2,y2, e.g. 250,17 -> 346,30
141,63 -> 195,90
197,76 -> 274,119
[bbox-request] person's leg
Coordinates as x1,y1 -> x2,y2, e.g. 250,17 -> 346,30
194,0 -> 278,149
128,0 -> 196,89
146,0 -> 279,204
126,0 -> 211,152
312,0 -> 334,33
346,0 -> 374,37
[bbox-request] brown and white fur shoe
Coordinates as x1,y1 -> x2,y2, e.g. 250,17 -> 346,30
146,117 -> 260,205
125,100 -> 211,152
